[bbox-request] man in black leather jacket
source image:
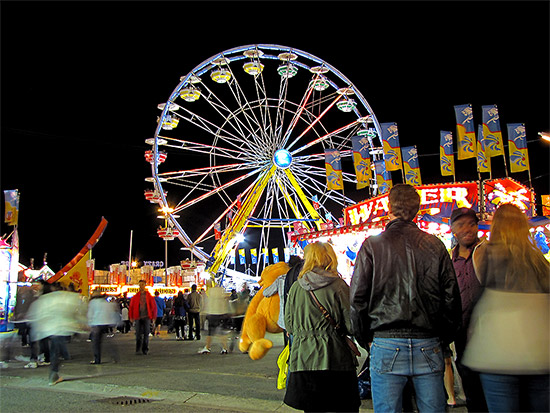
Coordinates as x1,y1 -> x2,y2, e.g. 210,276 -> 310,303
350,184 -> 462,413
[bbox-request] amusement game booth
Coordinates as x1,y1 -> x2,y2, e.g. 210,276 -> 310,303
289,178 -> 549,283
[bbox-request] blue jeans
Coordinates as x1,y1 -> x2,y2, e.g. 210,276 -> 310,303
479,373 -> 549,412
370,337 -> 445,413
135,318 -> 150,353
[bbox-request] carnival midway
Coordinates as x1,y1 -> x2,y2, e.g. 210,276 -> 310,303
1,44 -> 550,333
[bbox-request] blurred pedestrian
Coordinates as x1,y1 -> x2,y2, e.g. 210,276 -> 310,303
284,242 -> 360,413
128,280 -> 156,355
87,290 -> 120,364
198,284 -> 230,354
121,304 -> 130,334
173,291 -> 188,341
153,291 -> 166,337
187,284 -> 201,341
464,203 -> 550,412
350,184 -> 462,413
27,281 -> 87,385
449,207 -> 487,411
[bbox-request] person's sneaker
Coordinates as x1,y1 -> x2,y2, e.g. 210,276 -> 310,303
48,373 -> 63,386
198,347 -> 211,354
220,349 -> 228,355
24,361 -> 38,369
15,355 -> 30,362
37,361 -> 50,366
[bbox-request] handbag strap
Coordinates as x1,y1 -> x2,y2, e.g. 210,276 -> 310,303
308,290 -> 340,332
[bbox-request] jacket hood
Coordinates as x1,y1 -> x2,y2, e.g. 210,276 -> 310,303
298,268 -> 338,291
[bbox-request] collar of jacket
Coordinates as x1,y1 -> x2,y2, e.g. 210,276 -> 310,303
385,218 -> 416,230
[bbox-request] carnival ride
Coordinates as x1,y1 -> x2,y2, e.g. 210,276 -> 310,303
146,44 -> 385,276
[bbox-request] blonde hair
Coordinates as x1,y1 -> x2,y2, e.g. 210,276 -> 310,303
299,242 -> 339,278
489,203 -> 549,289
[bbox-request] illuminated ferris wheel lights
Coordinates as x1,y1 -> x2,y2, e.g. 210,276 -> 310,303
211,67 -> 232,83
243,61 -> 264,76
310,76 -> 330,91
357,127 -> 377,138
157,102 -> 179,111
278,52 -> 298,61
161,114 -> 179,130
180,87 -> 201,102
273,149 -> 293,169
336,99 -> 357,112
277,63 -> 298,78
145,137 -> 167,146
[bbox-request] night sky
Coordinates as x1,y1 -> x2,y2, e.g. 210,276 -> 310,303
1,1 -> 548,271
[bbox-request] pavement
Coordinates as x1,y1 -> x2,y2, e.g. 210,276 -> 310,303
0,329 -> 376,412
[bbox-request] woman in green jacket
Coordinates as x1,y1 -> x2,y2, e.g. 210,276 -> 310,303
284,242 -> 360,412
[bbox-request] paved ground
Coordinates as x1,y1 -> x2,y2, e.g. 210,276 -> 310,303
1,330 -> 376,412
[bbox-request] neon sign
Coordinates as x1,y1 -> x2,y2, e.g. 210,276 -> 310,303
345,182 -> 479,225
483,178 -> 534,217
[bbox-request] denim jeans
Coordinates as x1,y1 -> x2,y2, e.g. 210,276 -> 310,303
187,312 -> 200,339
135,318 -> 150,353
49,335 -> 67,374
479,373 -> 549,412
370,337 -> 445,413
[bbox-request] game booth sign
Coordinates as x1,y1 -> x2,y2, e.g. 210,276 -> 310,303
289,178 -> 548,282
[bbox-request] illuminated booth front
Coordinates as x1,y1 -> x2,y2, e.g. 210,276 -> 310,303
289,178 -> 547,282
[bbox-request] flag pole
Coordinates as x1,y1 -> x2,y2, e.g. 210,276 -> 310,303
128,230 -> 133,282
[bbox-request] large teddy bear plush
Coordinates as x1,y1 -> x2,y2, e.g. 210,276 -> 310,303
239,262 -> 289,360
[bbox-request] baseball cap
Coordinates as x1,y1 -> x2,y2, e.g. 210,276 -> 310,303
450,208 -> 479,226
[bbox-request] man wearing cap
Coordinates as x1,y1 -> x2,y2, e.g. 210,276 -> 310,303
450,207 -> 488,412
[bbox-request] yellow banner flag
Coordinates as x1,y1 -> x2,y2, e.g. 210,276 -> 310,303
57,250 -> 91,296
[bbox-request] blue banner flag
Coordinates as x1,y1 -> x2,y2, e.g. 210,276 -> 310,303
374,160 -> 392,194
324,149 -> 343,190
351,135 -> 371,189
481,104 -> 504,157
238,249 -> 246,265
454,104 -> 476,160
477,124 -> 491,173
402,146 -> 422,185
439,131 -> 455,177
507,123 -> 530,173
3,189 -> 19,226
271,248 -> 279,264
380,122 -> 403,171
250,248 -> 257,265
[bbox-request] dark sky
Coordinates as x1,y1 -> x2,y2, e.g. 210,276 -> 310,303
1,1 -> 549,271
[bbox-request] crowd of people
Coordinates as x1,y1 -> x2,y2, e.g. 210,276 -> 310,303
8,279 -> 254,385
5,184 -> 549,412
281,184 -> 549,413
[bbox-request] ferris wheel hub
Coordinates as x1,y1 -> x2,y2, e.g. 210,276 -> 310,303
273,149 -> 293,169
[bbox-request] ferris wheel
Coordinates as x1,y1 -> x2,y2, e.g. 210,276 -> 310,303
145,44 -> 384,276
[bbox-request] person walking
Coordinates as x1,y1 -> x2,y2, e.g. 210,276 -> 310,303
27,282 -> 87,385
187,284 -> 201,341
173,291 -> 188,341
128,280 -> 156,355
153,291 -> 166,337
87,290 -> 120,364
283,242 -> 361,413
350,184 -> 462,413
121,304 -> 130,334
198,284 -> 230,354
449,207 -> 488,411
465,203 -> 550,412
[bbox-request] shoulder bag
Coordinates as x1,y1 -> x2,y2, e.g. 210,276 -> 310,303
308,290 -> 361,357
